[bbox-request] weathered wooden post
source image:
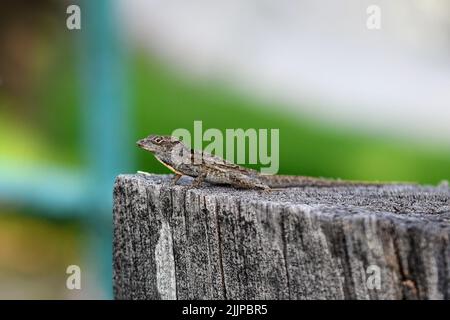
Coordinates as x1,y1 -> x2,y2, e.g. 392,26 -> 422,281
113,174 -> 450,299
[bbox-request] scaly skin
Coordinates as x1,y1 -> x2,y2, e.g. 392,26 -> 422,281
137,134 -> 389,190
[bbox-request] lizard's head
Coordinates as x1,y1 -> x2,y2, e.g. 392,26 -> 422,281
137,135 -> 182,154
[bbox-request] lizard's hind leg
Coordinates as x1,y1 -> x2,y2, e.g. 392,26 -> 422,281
191,172 -> 207,188
230,173 -> 270,191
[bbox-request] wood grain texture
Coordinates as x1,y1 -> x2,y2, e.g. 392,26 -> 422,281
113,174 -> 450,300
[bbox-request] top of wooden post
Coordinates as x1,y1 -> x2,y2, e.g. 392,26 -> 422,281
113,174 -> 450,299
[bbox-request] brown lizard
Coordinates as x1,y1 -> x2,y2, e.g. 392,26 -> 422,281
137,134 -> 389,190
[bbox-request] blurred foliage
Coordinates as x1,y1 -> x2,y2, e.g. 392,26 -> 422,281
0,0 -> 80,167
0,211 -> 81,299
0,212 -> 80,275
0,0 -> 60,96
2,49 -> 450,183
130,53 -> 450,184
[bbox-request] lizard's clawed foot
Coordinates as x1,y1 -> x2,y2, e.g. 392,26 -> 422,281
189,173 -> 206,188
260,187 -> 272,195
171,174 -> 182,186
191,179 -> 203,188
259,186 -> 284,194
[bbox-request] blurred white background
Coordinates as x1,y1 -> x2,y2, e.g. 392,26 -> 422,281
118,0 -> 450,144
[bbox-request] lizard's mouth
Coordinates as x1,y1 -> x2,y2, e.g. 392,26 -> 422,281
136,139 -> 156,152
136,139 -> 144,147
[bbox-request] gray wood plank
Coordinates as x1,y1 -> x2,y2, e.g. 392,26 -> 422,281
113,174 -> 450,300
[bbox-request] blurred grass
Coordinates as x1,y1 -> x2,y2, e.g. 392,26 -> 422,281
1,50 -> 450,185
130,53 -> 450,184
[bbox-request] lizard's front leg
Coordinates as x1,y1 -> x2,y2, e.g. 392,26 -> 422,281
171,174 -> 182,186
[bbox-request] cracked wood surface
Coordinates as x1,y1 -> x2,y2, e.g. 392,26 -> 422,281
113,174 -> 450,300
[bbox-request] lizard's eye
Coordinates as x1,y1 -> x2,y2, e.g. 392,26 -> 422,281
153,137 -> 163,144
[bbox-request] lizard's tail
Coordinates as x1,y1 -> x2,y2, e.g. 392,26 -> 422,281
258,175 -> 395,188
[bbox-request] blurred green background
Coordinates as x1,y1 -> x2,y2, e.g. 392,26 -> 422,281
0,0 -> 449,299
